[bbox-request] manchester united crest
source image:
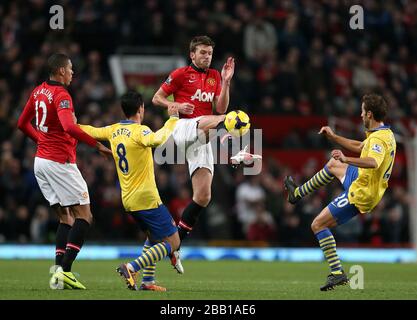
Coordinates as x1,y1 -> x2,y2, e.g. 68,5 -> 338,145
207,78 -> 216,86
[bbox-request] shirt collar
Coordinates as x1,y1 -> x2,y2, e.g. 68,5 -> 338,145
366,124 -> 390,137
46,79 -> 66,87
119,120 -> 136,124
367,125 -> 390,132
190,63 -> 207,73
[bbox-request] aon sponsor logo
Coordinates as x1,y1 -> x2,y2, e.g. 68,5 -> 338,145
191,89 -> 214,102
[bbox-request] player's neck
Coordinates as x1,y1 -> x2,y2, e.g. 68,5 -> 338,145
190,62 -> 207,73
368,121 -> 384,131
49,76 -> 65,86
127,115 -> 141,124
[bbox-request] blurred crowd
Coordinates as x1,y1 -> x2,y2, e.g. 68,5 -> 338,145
0,0 -> 415,246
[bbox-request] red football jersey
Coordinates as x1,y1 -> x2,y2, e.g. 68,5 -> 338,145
160,64 -> 222,118
19,80 -> 90,163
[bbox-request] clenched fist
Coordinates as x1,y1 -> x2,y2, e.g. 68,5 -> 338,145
331,149 -> 346,163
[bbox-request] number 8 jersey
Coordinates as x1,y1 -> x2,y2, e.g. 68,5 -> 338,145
348,126 -> 397,213
79,117 -> 178,211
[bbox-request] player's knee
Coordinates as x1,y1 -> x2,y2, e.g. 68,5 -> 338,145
60,214 -> 75,226
194,192 -> 211,207
75,211 -> 93,225
84,213 -> 93,225
71,205 -> 93,224
311,218 -> 322,233
326,158 -> 337,171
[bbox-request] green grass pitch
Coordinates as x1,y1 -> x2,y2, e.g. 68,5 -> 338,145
0,259 -> 416,300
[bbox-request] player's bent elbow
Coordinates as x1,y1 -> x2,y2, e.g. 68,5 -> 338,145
17,118 -> 25,130
369,158 -> 378,169
152,93 -> 162,106
151,95 -> 158,106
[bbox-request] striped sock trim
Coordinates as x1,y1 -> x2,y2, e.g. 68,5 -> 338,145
55,249 -> 66,255
66,243 -> 81,251
131,242 -> 171,271
179,221 -> 192,231
299,167 -> 335,197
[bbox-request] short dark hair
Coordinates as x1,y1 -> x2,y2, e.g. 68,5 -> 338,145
121,90 -> 144,118
362,94 -> 388,122
47,53 -> 70,76
189,35 -> 215,52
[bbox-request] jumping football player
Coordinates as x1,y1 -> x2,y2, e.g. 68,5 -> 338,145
153,35 -> 260,271
284,94 -> 396,291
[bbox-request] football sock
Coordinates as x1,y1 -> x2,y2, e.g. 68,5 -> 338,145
295,165 -> 334,198
128,241 -> 172,272
55,223 -> 72,266
61,219 -> 90,272
141,239 -> 156,284
316,228 -> 343,275
178,200 -> 204,241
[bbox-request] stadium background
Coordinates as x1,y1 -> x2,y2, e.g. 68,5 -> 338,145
0,0 -> 416,254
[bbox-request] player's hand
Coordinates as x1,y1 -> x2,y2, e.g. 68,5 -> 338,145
168,104 -> 179,117
331,149 -> 346,163
319,126 -> 335,139
221,57 -> 235,84
96,142 -> 112,159
175,102 -> 194,115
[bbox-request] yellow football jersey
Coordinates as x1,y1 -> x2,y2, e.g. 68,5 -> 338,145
80,116 -> 178,211
348,126 -> 396,213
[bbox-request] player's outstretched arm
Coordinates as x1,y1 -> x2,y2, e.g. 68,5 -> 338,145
57,109 -> 97,147
140,105 -> 179,147
79,124 -> 111,141
79,124 -> 112,158
319,126 -> 363,154
58,109 -> 112,157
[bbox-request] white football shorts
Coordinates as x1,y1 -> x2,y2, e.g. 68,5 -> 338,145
172,117 -> 214,177
34,157 -> 90,207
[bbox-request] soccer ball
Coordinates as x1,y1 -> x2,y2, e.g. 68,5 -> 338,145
224,110 -> 251,137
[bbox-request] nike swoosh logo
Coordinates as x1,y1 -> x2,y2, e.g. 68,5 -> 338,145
63,273 -> 77,282
189,80 -> 197,83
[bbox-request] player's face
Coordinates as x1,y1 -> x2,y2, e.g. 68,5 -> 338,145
190,45 -> 213,69
361,103 -> 370,129
63,59 -> 74,86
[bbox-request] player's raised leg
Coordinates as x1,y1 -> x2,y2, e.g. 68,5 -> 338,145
197,115 -> 226,137
285,158 -> 348,204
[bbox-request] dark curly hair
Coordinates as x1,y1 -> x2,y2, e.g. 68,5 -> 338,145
362,94 -> 388,122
